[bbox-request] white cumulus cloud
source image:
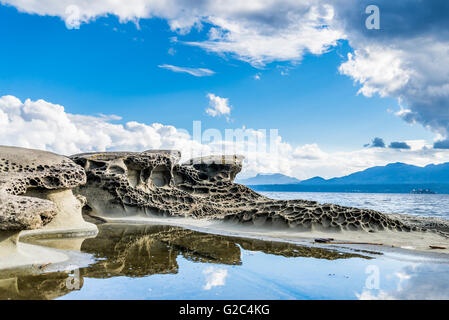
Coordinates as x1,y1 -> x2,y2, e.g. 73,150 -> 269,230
2,94 -> 449,180
4,0 -> 449,140
335,0 -> 449,139
184,3 -> 344,67
1,0 -> 345,67
205,93 -> 231,117
0,95 -> 197,156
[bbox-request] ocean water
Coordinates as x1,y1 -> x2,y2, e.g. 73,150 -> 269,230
2,223 -> 448,300
261,192 -> 449,220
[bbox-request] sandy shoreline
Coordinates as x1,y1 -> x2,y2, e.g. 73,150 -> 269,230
99,215 -> 449,258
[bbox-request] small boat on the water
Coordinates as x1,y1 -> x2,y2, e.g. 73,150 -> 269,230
410,188 -> 437,194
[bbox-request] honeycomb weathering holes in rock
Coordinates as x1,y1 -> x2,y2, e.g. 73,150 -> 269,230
0,146 -> 87,231
69,151 -> 429,234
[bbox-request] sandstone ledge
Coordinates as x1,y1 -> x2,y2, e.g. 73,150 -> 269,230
1,146 -> 448,272
70,151 -> 446,236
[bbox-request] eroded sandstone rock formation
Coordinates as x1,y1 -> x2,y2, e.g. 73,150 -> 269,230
0,146 -> 86,231
70,150 -> 426,234
0,146 -> 97,270
1,146 -> 447,272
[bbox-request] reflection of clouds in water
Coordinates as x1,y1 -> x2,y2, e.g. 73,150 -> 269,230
203,267 -> 228,290
357,264 -> 449,300
394,270 -> 412,292
357,290 -> 394,300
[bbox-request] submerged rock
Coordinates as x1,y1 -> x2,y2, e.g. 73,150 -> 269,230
71,151 -> 418,233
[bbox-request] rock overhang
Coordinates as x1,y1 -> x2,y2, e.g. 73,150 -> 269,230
68,150 -> 433,235
0,146 -> 86,231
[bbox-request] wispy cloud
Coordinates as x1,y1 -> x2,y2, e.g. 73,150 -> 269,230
158,64 -> 215,77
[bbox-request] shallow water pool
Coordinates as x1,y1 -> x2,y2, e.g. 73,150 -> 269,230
1,223 -> 449,300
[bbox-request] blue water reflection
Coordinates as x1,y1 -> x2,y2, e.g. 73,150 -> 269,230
1,223 -> 448,300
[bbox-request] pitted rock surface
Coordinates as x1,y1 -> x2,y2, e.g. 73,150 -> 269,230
0,146 -> 86,231
71,151 -> 424,234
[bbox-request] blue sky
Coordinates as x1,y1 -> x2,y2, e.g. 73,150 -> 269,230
0,5 -> 433,149
1,1 -> 448,178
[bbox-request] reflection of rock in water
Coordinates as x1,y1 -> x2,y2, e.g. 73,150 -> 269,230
80,224 -> 243,278
0,224 -> 369,299
81,224 -> 369,279
0,271 -> 82,300
235,238 -> 368,260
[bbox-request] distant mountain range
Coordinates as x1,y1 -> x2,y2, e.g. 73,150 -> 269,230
236,173 -> 301,185
301,162 -> 449,185
238,162 -> 449,194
